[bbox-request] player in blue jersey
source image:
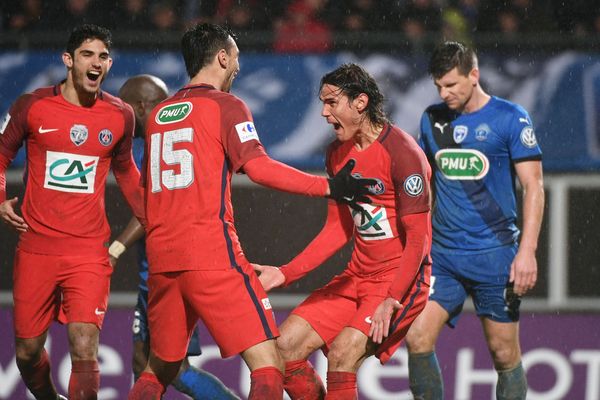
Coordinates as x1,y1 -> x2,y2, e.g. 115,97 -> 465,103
405,42 -> 545,400
110,75 -> 239,399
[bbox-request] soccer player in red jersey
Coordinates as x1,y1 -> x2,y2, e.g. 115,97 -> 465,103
128,24 -> 375,400
255,63 -> 433,400
0,25 -> 144,399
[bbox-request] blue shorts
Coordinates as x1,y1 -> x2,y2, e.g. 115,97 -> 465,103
133,289 -> 202,356
429,244 -> 520,327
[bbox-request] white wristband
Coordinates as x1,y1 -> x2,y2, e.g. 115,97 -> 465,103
108,240 -> 126,259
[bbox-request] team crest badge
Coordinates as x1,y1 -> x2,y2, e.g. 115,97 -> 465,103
368,178 -> 385,195
98,129 -> 113,146
70,124 -> 88,146
404,174 -> 424,197
453,125 -> 468,143
475,124 -> 491,141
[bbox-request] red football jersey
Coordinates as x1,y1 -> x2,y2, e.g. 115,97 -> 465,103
143,84 -> 267,273
0,85 -> 140,256
327,124 -> 432,276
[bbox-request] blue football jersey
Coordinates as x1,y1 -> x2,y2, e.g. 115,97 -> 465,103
418,96 -> 542,253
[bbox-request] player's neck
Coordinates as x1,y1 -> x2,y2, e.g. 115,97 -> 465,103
462,86 -> 490,114
353,122 -> 382,151
189,68 -> 225,91
60,81 -> 97,107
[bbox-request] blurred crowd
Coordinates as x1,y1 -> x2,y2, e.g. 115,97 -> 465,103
1,0 -> 599,52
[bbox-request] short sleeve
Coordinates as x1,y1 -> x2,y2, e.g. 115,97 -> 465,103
506,106 -> 542,162
221,97 -> 267,172
0,94 -> 33,160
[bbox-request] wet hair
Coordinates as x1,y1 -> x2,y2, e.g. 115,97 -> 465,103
181,23 -> 237,79
66,24 -> 112,56
428,41 -> 478,80
320,63 -> 388,126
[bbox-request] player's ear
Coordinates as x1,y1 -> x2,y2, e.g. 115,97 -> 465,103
62,52 -> 73,68
469,68 -> 479,86
354,93 -> 369,113
217,48 -> 228,69
106,56 -> 113,73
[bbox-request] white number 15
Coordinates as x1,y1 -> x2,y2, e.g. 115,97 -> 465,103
149,128 -> 194,192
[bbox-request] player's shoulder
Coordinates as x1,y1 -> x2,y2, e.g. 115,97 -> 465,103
489,96 -> 529,117
381,124 -> 427,163
382,124 -> 419,149
100,91 -> 132,112
423,102 -> 455,125
100,90 -> 135,119
7,86 -> 57,117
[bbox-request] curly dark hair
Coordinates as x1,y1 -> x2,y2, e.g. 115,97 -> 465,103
320,63 -> 388,126
66,24 -> 112,56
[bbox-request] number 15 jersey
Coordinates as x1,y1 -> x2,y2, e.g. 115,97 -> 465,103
143,84 -> 267,273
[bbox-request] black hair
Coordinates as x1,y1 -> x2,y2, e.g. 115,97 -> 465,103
320,63 -> 388,126
181,23 -> 237,79
66,24 -> 112,56
428,41 -> 478,79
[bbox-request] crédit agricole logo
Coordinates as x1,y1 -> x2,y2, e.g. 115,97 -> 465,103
44,151 -> 98,193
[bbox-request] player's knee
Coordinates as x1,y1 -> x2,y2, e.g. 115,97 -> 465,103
327,341 -> 356,371
489,342 -> 520,369
405,325 -> 435,353
276,332 -> 300,361
15,341 -> 44,367
69,336 -> 98,360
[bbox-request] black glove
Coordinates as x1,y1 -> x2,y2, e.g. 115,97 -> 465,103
327,159 -> 377,210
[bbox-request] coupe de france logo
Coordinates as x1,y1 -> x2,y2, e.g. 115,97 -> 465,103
404,174 -> 424,197
70,124 -> 88,146
520,126 -> 538,148
453,125 -> 468,143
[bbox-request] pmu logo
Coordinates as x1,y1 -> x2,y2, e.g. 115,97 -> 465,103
155,102 -> 193,124
44,151 -> 98,193
435,148 -> 489,180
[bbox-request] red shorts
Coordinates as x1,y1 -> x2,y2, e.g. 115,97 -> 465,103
293,267 -> 430,364
147,262 -> 278,361
13,249 -> 112,338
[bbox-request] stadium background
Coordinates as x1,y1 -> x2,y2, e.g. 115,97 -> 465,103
1,1 -> 600,399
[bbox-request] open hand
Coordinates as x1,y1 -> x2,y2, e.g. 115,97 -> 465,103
0,197 -> 28,233
327,159 -> 377,211
369,297 -> 404,344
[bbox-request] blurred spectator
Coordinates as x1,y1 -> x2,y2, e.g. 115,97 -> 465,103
441,7 -> 472,44
273,0 -> 332,53
332,0 -> 391,32
105,0 -> 152,30
553,0 -> 600,35
5,0 -> 44,31
478,0 -> 557,35
451,0 -> 480,32
217,1 -> 274,31
42,0 -> 105,31
149,0 -> 180,31
396,0 -> 443,39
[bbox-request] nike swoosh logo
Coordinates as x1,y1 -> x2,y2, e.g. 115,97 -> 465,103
38,127 -> 59,134
94,308 -> 105,316
365,316 -> 372,324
